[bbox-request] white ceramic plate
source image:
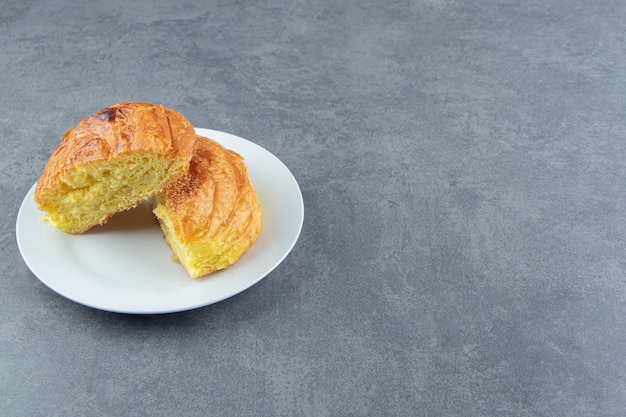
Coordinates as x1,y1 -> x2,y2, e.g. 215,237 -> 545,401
16,128 -> 304,314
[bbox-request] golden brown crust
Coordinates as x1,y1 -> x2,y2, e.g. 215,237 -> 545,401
34,102 -> 195,197
154,136 -> 262,277
33,102 -> 197,233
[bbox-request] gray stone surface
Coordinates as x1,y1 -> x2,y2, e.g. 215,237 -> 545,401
1,0 -> 625,415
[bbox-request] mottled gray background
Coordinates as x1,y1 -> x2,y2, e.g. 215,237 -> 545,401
1,0 -> 625,416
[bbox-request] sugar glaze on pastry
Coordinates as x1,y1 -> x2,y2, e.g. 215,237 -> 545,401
152,136 -> 262,278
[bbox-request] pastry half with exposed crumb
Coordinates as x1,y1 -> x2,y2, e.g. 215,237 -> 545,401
152,136 -> 262,278
34,102 -> 196,234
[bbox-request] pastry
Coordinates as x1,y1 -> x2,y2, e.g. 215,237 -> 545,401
152,136 -> 262,278
34,102 -> 196,234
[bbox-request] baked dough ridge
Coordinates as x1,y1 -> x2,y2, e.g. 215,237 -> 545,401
152,136 -> 263,278
34,102 -> 196,234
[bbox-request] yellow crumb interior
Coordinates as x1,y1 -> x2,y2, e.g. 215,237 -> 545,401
152,199 -> 243,279
38,153 -> 182,233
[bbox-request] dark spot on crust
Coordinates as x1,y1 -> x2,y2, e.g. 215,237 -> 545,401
97,108 -> 116,122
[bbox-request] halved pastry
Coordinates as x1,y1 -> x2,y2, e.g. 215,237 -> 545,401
34,102 -> 196,234
152,136 -> 262,278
